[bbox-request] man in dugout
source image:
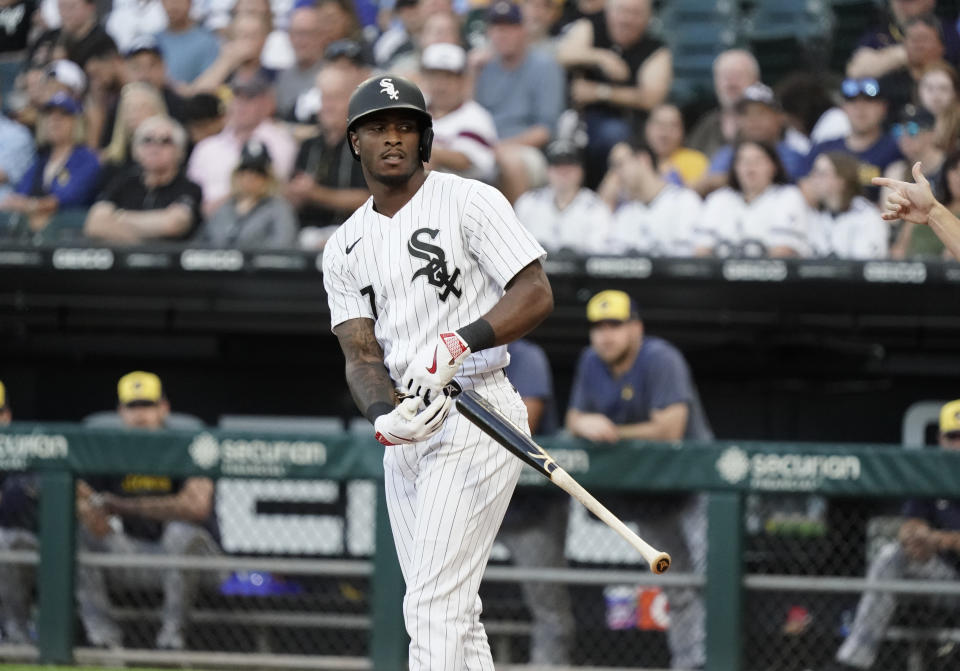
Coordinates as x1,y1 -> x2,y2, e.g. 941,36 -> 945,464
75,371 -> 221,650
565,289 -> 709,670
831,398 -> 960,670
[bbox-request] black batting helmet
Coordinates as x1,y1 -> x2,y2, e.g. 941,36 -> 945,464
347,74 -> 433,162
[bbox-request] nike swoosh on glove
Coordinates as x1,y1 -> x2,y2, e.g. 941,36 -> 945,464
374,394 -> 453,446
401,332 -> 471,403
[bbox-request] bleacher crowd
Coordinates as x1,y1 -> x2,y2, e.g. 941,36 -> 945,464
1,0 -> 960,258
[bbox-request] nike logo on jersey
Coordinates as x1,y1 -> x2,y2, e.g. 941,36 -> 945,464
346,237 -> 362,254
426,346 -> 438,374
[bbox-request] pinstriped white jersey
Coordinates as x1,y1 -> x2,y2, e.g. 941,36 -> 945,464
323,170 -> 547,385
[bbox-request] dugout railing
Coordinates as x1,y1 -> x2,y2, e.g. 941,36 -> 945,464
1,424 -> 959,671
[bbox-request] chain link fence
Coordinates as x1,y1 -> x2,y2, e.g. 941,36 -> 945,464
2,445 -> 960,670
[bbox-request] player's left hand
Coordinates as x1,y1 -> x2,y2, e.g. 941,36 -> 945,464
402,332 -> 471,403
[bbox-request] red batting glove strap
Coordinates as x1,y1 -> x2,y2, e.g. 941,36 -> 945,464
375,431 -> 395,446
440,332 -> 468,361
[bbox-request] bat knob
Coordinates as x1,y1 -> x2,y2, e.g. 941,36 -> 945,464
651,553 -> 671,574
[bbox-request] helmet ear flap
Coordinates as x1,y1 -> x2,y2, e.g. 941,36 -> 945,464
419,126 -> 434,162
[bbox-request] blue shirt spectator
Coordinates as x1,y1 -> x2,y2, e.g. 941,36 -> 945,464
0,111 -> 36,204
569,336 -> 713,441
475,17 -> 565,141
16,145 -> 101,207
155,27 -> 221,86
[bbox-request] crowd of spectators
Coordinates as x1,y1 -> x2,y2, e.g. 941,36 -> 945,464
2,0 -> 960,260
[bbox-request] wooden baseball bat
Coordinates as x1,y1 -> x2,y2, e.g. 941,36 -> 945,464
456,389 -> 671,574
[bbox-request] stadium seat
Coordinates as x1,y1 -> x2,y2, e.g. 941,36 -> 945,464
743,0 -> 835,84
658,0 -> 742,103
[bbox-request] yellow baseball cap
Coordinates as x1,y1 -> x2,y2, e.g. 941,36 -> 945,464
118,371 -> 163,406
0,380 -> 6,409
586,290 -> 639,323
940,399 -> 960,433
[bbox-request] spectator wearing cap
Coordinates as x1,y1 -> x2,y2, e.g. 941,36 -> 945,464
122,37 -> 187,123
887,104 -> 947,256
0,93 -> 101,238
0,92 -> 36,207
105,0 -> 168,54
828,398 -> 960,671
188,72 -> 296,214
805,152 -> 889,259
286,65 -> 367,248
196,139 -> 297,247
275,6 -> 327,120
45,59 -> 88,99
475,0 -> 565,203
873,13 -> 948,119
421,43 -> 498,183
155,0 -> 221,86
513,139 -> 611,254
918,60 -> 960,151
602,141 -> 701,257
847,0 -> 960,80
802,77 -> 902,204
687,49 -> 760,160
28,0 -> 116,69
556,0 -> 671,188
566,288 -> 709,671
644,103 -> 708,187
696,140 -> 811,258
85,115 -> 203,243
71,371 -> 221,651
182,92 -> 225,145
695,83 -> 807,197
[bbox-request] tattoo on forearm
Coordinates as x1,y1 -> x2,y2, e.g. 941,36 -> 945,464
335,319 -> 395,418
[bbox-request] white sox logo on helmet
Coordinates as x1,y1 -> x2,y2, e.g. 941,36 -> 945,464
380,78 -> 399,100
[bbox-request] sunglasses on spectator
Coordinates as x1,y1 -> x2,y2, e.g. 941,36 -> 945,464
945,430 -> 960,440
139,135 -> 175,146
841,78 -> 881,99
892,122 -> 932,138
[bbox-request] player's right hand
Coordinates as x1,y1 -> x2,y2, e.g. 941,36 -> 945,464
374,394 -> 453,446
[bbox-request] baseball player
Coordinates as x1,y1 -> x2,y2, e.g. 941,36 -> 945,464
322,74 -> 554,670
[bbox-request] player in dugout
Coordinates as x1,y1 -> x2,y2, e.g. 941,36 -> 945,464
830,398 -> 960,670
566,289 -> 709,670
75,371 -> 222,650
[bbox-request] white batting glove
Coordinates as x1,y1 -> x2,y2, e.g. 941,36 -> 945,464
374,395 -> 453,446
401,332 -> 471,403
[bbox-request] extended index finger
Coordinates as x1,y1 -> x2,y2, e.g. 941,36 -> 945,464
871,176 -> 906,189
